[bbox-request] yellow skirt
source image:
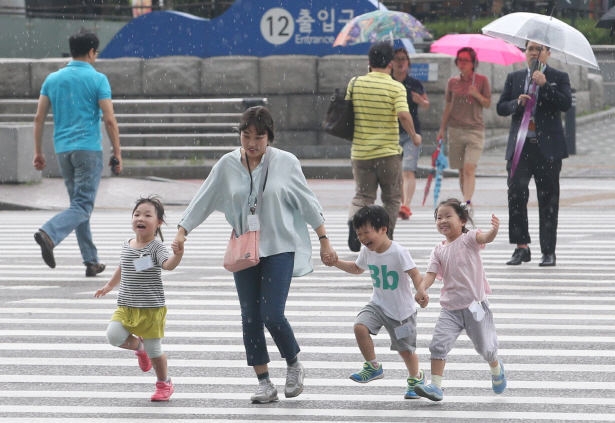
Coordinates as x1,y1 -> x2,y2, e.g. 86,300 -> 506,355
110,306 -> 167,339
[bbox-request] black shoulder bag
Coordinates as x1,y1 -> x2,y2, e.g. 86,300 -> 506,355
322,77 -> 357,142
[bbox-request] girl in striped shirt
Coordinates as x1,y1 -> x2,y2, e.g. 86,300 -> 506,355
95,196 -> 183,401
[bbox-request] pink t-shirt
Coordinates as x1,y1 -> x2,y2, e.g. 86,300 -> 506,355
426,229 -> 491,311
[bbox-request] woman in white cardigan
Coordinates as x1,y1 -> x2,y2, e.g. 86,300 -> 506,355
174,107 -> 337,404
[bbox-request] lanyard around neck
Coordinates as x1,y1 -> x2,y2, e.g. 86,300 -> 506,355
245,149 -> 269,214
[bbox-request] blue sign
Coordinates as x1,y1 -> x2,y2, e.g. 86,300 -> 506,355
101,0 -> 417,59
410,63 -> 438,82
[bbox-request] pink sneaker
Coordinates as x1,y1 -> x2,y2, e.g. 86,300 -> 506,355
134,339 -> 152,372
151,379 -> 174,401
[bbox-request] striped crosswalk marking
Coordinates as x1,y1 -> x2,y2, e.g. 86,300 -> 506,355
0,208 -> 613,422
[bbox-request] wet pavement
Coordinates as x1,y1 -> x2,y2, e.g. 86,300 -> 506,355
1,109 -> 614,211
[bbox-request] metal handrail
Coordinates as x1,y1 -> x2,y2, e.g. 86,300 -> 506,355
121,133 -> 237,138
117,123 -> 237,128
122,146 -> 237,151
0,98 -> 268,105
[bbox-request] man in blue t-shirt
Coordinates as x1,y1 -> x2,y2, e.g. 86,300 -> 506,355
33,29 -> 122,277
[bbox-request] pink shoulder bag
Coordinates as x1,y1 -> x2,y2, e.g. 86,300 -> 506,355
223,147 -> 270,272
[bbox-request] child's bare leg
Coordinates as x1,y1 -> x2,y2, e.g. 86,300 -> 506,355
151,354 -> 168,381
489,359 -> 499,368
398,350 -> 419,376
431,358 -> 446,377
354,324 -> 376,361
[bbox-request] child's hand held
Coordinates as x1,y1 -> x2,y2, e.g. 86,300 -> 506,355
171,240 -> 183,255
415,290 -> 429,308
321,253 -> 336,266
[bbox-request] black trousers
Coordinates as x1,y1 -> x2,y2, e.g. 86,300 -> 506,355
507,141 -> 562,255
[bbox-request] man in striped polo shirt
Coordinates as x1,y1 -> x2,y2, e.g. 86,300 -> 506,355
345,41 -> 422,251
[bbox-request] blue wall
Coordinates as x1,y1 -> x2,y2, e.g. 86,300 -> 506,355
101,0 -> 415,59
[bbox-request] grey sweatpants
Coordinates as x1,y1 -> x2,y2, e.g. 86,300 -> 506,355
429,301 -> 499,363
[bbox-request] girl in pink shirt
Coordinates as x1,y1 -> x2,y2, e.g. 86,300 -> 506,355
413,198 -> 506,401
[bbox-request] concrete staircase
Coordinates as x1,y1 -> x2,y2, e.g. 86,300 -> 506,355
0,98 -> 356,180
0,98 -> 474,180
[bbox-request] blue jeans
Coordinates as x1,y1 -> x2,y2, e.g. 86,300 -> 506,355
233,252 -> 299,366
41,150 -> 103,264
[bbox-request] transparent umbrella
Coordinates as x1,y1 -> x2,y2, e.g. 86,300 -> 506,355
482,12 -> 599,70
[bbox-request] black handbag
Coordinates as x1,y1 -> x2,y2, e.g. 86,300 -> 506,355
322,77 -> 357,142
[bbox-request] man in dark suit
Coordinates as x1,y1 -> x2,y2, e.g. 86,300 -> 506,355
496,41 -> 572,267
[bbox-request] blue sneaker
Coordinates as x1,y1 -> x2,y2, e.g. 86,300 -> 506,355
414,383 -> 443,402
492,360 -> 507,394
404,370 -> 426,399
349,361 -> 384,383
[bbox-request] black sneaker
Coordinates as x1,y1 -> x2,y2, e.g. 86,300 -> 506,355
348,220 -> 361,252
85,262 -> 106,277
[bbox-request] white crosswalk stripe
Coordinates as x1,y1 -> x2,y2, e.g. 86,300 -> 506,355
0,208 -> 613,422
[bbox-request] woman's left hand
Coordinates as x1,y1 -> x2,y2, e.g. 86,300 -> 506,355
468,85 -> 480,98
320,241 -> 337,267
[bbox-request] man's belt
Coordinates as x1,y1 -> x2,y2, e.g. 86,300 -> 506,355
526,137 -> 538,143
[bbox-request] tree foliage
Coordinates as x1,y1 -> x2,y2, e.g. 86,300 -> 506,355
425,17 -> 615,45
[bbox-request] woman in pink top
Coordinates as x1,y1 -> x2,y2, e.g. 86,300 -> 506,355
413,198 -> 506,402
437,48 -> 492,217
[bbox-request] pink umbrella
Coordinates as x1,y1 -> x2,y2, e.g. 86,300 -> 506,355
430,34 -> 525,66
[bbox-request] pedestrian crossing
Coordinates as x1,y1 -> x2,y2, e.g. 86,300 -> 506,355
0,208 -> 614,422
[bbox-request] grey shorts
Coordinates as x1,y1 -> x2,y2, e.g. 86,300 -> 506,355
355,301 -> 417,352
429,300 -> 498,363
399,133 -> 421,172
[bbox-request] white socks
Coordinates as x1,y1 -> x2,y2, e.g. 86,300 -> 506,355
490,362 -> 502,376
431,375 -> 443,388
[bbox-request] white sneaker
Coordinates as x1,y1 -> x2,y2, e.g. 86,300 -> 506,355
285,361 -> 305,398
251,379 -> 278,404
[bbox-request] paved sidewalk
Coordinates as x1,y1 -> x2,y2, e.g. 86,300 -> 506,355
1,110 -> 614,211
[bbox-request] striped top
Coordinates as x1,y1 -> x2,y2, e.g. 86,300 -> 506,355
117,239 -> 170,308
345,72 -> 408,160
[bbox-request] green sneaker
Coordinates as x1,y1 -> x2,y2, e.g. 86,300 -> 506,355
404,369 -> 426,399
349,361 -> 384,383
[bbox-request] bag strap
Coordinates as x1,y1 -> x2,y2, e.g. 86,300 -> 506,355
254,146 -> 270,216
349,77 -> 357,100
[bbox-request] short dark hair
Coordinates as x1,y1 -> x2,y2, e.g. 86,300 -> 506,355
133,195 -> 166,241
525,40 -> 550,51
369,42 -> 394,69
455,47 -> 478,70
394,47 -> 411,66
352,205 -> 390,232
238,106 -> 275,143
69,29 -> 99,58
434,198 -> 474,233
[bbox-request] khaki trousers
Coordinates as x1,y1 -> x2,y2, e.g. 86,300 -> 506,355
349,154 -> 402,238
